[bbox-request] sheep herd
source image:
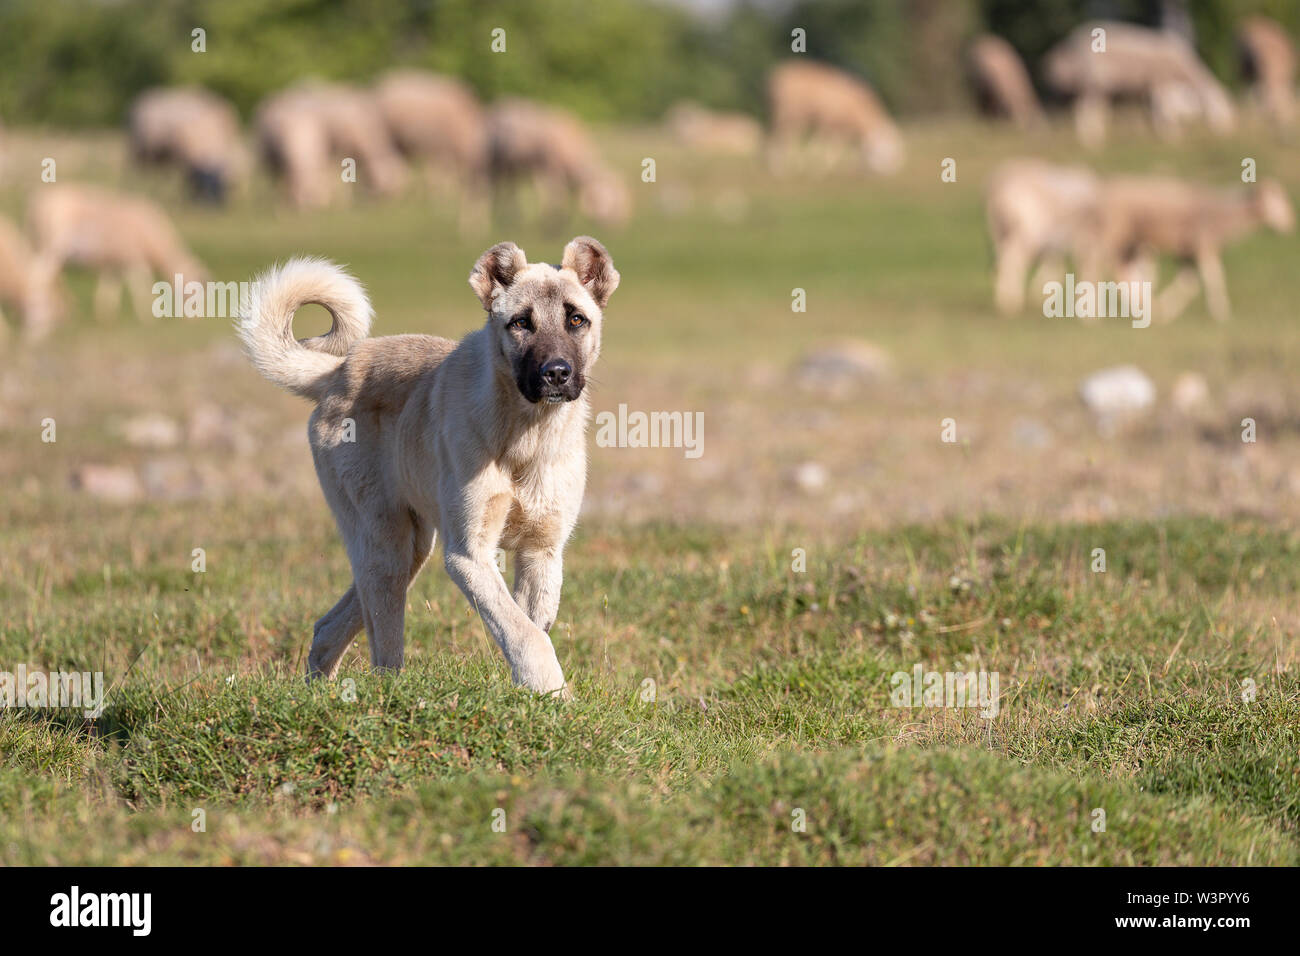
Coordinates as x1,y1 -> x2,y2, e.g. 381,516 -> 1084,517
978,17 -> 1297,323
0,14 -> 1295,340
0,69 -> 636,341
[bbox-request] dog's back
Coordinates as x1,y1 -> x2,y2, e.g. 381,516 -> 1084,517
311,333 -> 457,444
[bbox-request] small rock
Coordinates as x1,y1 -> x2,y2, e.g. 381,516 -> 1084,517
790,461 -> 828,493
71,464 -> 142,503
1079,365 -> 1155,420
627,472 -> 664,495
796,340 -> 892,393
121,412 -> 181,450
1011,417 -> 1052,449
141,456 -> 206,500
1171,371 -> 1209,413
188,402 -> 239,450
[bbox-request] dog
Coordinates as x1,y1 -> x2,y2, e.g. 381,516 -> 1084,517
237,237 -> 619,695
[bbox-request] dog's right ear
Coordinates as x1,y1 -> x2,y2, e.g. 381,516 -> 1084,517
469,242 -> 528,310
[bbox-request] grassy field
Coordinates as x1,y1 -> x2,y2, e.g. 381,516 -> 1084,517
1,116 -> 1299,864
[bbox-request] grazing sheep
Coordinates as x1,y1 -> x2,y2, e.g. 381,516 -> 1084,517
985,159 -> 1101,315
128,86 -> 244,204
0,214 -> 62,340
486,98 -> 629,226
255,88 -> 332,209
1044,21 -> 1235,146
1089,176 -> 1295,322
257,82 -> 407,208
28,185 -> 208,324
968,35 -> 1044,128
766,60 -> 904,175
665,101 -> 763,155
372,69 -> 488,229
0,215 -> 27,323
1238,16 -> 1296,128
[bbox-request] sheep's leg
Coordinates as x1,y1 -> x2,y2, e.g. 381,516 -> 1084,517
126,266 -> 157,323
993,239 -> 1030,315
1196,250 -> 1231,322
1154,265 -> 1201,323
765,122 -> 795,176
1075,93 -> 1108,149
1029,254 -> 1066,292
1117,252 -> 1157,321
492,171 -> 521,226
23,256 -> 61,340
816,139 -> 842,176
93,272 -> 123,323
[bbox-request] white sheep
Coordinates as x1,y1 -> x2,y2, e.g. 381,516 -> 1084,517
1044,21 -> 1235,146
257,81 -> 407,208
372,69 -> 488,229
985,158 -> 1101,315
1238,16 -> 1296,128
767,60 -> 904,174
27,184 -> 208,324
0,213 -> 63,341
968,35 -> 1044,129
1088,176 -> 1295,322
665,101 -> 763,155
128,86 -> 245,203
486,98 -> 629,226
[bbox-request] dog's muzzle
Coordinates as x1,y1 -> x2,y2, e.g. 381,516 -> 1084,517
518,356 -> 584,404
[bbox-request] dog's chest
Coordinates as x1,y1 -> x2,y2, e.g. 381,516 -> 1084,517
499,493 -> 562,551
496,456 -> 575,551
491,412 -> 584,550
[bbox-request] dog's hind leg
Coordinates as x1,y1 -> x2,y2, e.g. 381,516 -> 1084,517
350,515 -> 417,672
307,585 -> 364,680
348,515 -> 435,673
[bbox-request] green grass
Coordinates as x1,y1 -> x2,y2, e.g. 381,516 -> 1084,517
2,511 -> 1298,864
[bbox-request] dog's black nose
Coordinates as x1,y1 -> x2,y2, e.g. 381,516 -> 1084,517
540,359 -> 572,386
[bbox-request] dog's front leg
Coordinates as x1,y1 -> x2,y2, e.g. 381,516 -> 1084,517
513,544 -> 564,635
444,540 -> 567,695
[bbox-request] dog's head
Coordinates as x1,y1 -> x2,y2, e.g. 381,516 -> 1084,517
469,236 -> 619,406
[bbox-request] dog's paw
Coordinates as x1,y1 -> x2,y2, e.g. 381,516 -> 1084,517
513,652 -> 567,697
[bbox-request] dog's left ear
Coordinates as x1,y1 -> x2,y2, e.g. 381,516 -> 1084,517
561,236 -> 620,309
469,242 -> 528,310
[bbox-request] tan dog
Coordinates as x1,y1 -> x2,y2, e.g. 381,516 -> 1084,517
237,238 -> 619,694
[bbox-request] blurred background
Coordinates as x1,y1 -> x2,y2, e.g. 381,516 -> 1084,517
2,0 -> 1297,124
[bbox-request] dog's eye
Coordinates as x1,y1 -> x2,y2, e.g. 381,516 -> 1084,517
508,312 -> 533,332
567,313 -> 588,329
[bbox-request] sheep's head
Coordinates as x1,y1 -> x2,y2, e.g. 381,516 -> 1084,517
1257,179 -> 1296,234
1043,44 -> 1084,94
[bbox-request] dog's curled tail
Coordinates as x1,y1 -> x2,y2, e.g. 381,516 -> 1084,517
237,257 -> 373,401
